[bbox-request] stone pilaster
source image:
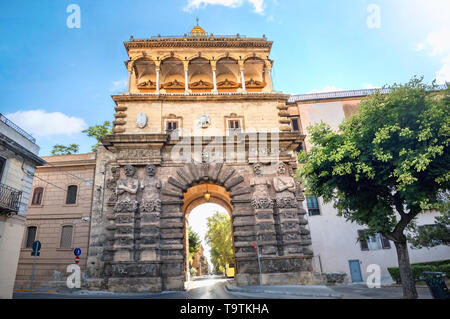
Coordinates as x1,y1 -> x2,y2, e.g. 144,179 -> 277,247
159,200 -> 184,291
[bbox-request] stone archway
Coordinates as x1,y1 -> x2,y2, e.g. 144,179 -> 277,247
159,163 -> 248,289
87,161 -> 317,292
181,183 -> 235,282
160,162 -> 317,289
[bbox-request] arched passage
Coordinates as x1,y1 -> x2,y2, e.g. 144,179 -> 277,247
181,183 -> 236,282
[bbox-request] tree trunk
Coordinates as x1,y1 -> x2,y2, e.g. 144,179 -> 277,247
393,240 -> 418,299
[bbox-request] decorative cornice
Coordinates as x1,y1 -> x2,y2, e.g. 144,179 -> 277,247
112,92 -> 290,103
124,37 -> 272,51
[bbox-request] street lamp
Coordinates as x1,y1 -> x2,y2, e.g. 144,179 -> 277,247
204,184 -> 211,201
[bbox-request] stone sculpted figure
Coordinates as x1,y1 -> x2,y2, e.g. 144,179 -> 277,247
250,162 -> 273,209
273,162 -> 298,208
140,164 -> 162,213
113,165 -> 139,213
106,166 -> 121,206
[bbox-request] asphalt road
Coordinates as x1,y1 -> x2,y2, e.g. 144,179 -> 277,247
12,276 -> 435,299
13,276 -> 285,299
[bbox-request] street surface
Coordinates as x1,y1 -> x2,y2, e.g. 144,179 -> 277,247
12,275 -> 433,299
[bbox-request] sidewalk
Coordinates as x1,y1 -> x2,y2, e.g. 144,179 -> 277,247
225,283 -> 343,299
225,282 -> 434,299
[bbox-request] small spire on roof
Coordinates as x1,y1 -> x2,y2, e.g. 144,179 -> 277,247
190,17 -> 206,37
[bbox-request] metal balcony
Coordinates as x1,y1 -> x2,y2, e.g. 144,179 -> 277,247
0,113 -> 36,143
0,183 -> 22,213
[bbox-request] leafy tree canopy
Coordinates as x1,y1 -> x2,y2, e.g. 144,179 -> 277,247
205,212 -> 233,274
298,78 -> 449,238
51,144 -> 79,155
408,196 -> 450,249
188,226 -> 201,255
82,121 -> 113,152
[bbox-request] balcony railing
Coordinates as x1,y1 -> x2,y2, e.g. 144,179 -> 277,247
0,113 -> 36,143
0,183 -> 22,213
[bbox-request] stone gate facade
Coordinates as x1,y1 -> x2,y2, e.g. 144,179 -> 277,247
85,25 -> 318,292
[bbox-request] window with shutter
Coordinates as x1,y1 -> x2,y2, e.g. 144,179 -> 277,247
380,233 -> 391,249
60,225 -> 73,248
358,230 -> 369,251
166,121 -> 178,132
228,120 -> 242,135
66,185 -> 78,205
291,118 -> 300,132
25,226 -> 37,248
0,157 -> 6,181
306,195 -> 320,216
31,187 -> 43,205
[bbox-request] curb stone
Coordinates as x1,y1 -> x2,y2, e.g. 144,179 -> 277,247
225,284 -> 343,299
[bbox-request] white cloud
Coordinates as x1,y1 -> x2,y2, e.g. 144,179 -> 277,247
416,28 -> 450,84
307,86 -> 343,94
362,83 -> 380,89
425,29 -> 450,56
414,43 -> 425,51
5,110 -> 88,138
435,54 -> 450,84
110,78 -> 128,93
184,0 -> 265,15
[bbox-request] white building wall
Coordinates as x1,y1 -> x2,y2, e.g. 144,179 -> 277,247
306,199 -> 450,283
296,97 -> 450,283
0,119 -> 41,298
0,214 -> 26,299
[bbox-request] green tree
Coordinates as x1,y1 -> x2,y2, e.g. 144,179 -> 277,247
298,77 -> 450,299
82,121 -> 113,152
205,212 -> 234,274
51,144 -> 79,155
188,226 -> 201,262
408,196 -> 450,248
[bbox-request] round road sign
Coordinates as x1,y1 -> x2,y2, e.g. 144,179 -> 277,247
32,241 -> 41,252
74,248 -> 81,256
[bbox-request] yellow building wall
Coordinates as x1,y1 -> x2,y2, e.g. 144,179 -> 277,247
120,100 -> 282,135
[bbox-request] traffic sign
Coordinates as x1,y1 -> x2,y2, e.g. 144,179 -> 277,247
74,248 -> 81,256
30,241 -> 41,290
75,256 -> 80,264
32,241 -> 41,252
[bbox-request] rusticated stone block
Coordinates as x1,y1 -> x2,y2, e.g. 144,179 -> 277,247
161,262 -> 183,277
225,175 -> 244,191
107,277 -> 162,293
219,167 -> 235,184
168,177 -> 188,191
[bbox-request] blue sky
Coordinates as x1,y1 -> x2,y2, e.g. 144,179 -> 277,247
1,0 -> 449,156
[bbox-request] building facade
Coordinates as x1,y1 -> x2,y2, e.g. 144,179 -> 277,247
86,25 -> 316,292
14,153 -> 96,289
287,90 -> 450,283
0,114 -> 45,299
191,244 -> 209,277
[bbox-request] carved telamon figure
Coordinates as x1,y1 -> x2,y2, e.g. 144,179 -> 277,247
273,162 -> 298,208
106,166 -> 120,206
140,164 -> 162,213
250,162 -> 273,209
113,165 -> 139,213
